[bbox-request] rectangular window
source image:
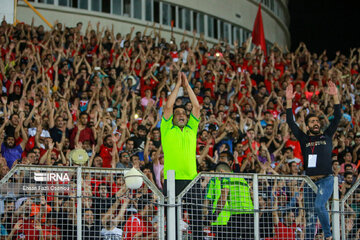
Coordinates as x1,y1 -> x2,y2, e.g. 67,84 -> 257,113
162,3 -> 170,25
243,30 -> 251,42
193,12 -> 197,32
213,18 -> 218,39
102,0 -> 110,13
145,0 -> 152,21
91,0 -> 100,11
236,27 -> 241,44
178,7 -> 183,29
123,0 -> 131,17
79,0 -> 88,9
184,9 -> 191,31
275,0 -> 279,16
198,13 -> 204,34
207,16 -> 213,38
219,21 -> 224,40
270,0 -> 274,11
59,0 -> 68,6
231,25 -> 235,44
171,5 -> 176,27
133,0 -> 142,19
72,0 -> 78,8
224,23 -> 229,42
39,0 -> 54,4
154,0 -> 159,23
112,0 -> 121,15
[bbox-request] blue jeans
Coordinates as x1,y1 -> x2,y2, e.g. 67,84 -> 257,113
304,175 -> 334,239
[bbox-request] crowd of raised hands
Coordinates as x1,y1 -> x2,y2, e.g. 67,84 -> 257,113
0,17 -> 359,191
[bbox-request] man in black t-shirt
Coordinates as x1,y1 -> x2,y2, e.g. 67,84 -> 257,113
286,81 -> 341,240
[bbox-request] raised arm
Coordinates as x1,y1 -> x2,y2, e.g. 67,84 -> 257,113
19,118 -> 28,150
324,80 -> 342,137
182,72 -> 200,119
286,84 -> 304,140
163,72 -> 182,120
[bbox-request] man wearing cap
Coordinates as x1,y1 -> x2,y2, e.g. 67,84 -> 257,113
161,72 -> 202,239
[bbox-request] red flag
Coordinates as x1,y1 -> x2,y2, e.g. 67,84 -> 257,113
252,4 -> 266,56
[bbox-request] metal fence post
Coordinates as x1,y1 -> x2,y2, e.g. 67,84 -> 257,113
253,174 -> 259,240
167,170 -> 176,240
76,167 -> 82,240
177,197 -> 182,240
332,176 -> 340,240
341,199 -> 345,240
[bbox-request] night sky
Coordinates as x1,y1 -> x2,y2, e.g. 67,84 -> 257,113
288,0 -> 360,58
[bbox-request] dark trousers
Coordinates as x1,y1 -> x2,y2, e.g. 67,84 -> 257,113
225,213 -> 254,240
164,179 -> 204,240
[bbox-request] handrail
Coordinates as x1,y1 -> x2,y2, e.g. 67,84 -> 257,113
22,0 -> 53,28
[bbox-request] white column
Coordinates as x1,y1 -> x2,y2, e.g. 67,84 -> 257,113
175,5 -> 178,28
332,176 -> 340,240
204,14 -> 208,38
253,174 -> 260,240
189,9 -> 193,32
167,170 -> 176,240
159,1 -> 162,25
141,0 -> 145,21
239,27 -> 244,45
76,167 -> 82,239
227,23 -> 231,44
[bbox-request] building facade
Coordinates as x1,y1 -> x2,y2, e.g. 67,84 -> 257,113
17,0 -> 290,48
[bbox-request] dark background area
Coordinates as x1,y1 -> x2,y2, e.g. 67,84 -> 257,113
288,0 -> 360,58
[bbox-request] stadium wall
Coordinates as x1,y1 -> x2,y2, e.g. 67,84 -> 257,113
16,0 -> 290,48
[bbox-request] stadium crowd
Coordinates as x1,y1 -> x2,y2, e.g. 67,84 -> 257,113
0,16 -> 360,239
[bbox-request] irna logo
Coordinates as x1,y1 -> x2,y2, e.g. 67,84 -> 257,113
34,172 -> 70,182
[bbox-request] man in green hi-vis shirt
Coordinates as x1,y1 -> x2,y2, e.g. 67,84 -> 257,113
161,72 -> 202,239
213,162 -> 254,239
205,176 -> 231,235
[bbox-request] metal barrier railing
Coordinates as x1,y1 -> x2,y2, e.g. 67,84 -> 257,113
176,173 -> 342,240
0,165 -> 165,240
340,177 -> 360,240
1,165 -> 357,240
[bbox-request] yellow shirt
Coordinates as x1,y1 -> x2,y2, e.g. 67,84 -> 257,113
160,113 -> 200,180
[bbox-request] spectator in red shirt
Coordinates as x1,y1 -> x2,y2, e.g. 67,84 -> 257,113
123,194 -> 157,240
272,192 -> 304,240
97,134 -> 119,168
69,112 -> 95,149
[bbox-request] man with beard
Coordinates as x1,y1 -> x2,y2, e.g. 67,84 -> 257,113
98,134 -> 119,168
69,112 -> 95,149
0,119 -> 28,169
4,113 -> 20,137
130,124 -> 148,152
1,198 -> 15,235
49,111 -> 73,144
340,172 -> 354,198
286,81 -> 341,240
